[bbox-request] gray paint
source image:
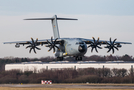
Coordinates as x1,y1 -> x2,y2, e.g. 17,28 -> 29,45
51,15 -> 60,39
3,15 -> 132,59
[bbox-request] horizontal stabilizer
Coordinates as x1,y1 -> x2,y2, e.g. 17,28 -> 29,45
24,15 -> 78,39
57,18 -> 77,20
24,18 -> 54,20
24,17 -> 77,20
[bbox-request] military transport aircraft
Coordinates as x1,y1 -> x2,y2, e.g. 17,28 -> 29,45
4,15 -> 132,60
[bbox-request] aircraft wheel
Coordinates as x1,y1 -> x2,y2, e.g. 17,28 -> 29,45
75,56 -> 82,61
57,57 -> 63,61
79,57 -> 82,60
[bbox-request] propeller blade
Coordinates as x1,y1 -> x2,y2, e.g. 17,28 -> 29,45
97,37 -> 99,43
45,45 -> 51,47
97,46 -> 102,49
105,38 -> 119,54
91,48 -> 94,52
47,40 -> 52,45
110,38 -> 112,44
26,38 -> 41,53
53,47 -> 55,53
51,37 -> 54,43
95,47 -> 98,53
88,37 -> 102,53
33,48 -> 36,53
114,46 -> 119,51
29,48 -> 32,53
46,37 -> 59,53
48,46 -> 53,51
26,45 -> 31,49
27,41 -> 32,44
92,37 -> 95,42
31,38 -> 34,44
112,48 -> 114,54
55,45 -> 60,50
54,38 -> 58,43
35,38 -> 38,43
35,47 -> 41,50
87,45 -> 91,48
107,47 -> 111,53
113,38 -> 117,44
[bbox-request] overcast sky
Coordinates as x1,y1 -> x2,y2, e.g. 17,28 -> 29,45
0,0 -> 134,58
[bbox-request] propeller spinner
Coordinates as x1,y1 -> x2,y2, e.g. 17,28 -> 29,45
105,38 -> 119,54
88,37 -> 102,53
26,38 -> 41,53
45,37 -> 60,53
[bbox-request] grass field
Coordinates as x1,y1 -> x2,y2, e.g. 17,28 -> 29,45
0,88 -> 134,90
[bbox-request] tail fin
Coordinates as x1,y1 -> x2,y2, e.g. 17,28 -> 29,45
24,15 -> 78,39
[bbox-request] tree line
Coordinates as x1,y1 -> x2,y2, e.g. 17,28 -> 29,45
0,54 -> 133,64
0,67 -> 134,84
0,54 -> 133,70
0,54 -> 133,83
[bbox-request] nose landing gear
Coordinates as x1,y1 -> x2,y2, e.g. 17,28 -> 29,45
75,56 -> 82,61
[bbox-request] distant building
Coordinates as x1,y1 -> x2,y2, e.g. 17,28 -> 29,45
5,61 -> 134,73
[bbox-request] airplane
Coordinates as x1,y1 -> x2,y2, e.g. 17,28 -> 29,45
3,15 -> 132,60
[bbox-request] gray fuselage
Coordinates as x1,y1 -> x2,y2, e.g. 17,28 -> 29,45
55,38 -> 87,57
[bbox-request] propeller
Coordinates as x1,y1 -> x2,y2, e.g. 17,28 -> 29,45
45,37 -> 60,53
105,38 -> 119,54
26,38 -> 41,53
88,37 -> 102,53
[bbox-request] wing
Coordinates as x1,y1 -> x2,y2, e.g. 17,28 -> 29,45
81,38 -> 132,45
3,38 -> 62,45
3,38 -> 63,53
80,37 -> 132,53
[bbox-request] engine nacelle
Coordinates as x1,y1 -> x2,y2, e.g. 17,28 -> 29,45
15,43 -> 20,48
117,44 -> 122,48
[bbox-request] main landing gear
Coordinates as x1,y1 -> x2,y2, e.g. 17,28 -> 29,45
75,56 -> 82,61
57,57 -> 63,61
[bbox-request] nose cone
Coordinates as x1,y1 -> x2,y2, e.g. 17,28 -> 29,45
78,44 -> 87,53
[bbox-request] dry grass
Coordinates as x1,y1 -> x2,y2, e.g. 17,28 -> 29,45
0,84 -> 134,90
54,83 -> 134,86
0,87 -> 134,90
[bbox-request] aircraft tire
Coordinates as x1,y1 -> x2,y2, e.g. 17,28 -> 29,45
75,56 -> 82,61
57,57 -> 63,61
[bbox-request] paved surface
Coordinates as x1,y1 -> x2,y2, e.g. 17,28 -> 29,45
0,84 -> 134,89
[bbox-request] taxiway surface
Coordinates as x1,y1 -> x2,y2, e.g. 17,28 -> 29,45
0,84 -> 134,89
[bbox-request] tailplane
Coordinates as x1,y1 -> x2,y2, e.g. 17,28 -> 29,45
24,15 -> 78,39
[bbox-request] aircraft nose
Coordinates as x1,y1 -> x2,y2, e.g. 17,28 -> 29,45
78,44 -> 86,53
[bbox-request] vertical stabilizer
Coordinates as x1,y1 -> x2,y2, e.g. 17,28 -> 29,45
24,15 -> 77,39
51,15 -> 60,39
